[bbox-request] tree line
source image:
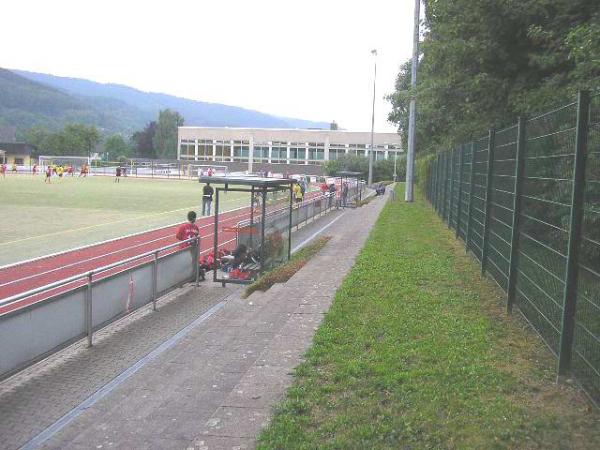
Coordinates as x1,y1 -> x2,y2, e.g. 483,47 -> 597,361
24,109 -> 184,161
387,0 -> 599,154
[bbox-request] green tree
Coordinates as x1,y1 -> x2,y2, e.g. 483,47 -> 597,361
387,0 -> 599,155
153,109 -> 184,159
324,154 -> 403,183
104,134 -> 132,160
24,126 -> 52,155
24,123 -> 100,156
60,123 -> 101,156
131,121 -> 157,158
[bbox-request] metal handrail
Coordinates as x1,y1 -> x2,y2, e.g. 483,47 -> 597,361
0,236 -> 198,308
2,189 -> 353,309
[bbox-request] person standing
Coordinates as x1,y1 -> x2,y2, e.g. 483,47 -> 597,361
341,182 -> 349,207
176,211 -> 204,280
176,211 -> 200,246
293,182 -> 303,204
115,166 -> 122,183
202,182 -> 214,216
44,165 -> 52,183
327,182 -> 337,208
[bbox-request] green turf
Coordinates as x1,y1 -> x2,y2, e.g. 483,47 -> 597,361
257,185 -> 600,450
0,175 -> 248,266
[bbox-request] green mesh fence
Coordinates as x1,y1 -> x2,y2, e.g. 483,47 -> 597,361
573,93 -> 600,400
487,124 -> 518,291
516,103 -> 577,354
426,91 -> 599,405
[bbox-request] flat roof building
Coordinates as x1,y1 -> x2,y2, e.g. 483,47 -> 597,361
177,127 -> 402,173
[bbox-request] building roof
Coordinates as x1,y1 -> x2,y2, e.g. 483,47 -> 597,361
0,142 -> 37,155
336,171 -> 362,177
179,126 -> 402,147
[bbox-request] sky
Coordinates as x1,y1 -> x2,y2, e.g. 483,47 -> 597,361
1,0 -> 417,133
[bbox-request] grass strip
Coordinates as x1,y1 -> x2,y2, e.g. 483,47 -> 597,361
258,185 -> 600,449
244,236 -> 331,298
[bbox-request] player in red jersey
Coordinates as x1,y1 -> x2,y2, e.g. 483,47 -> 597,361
0,163 -> 6,179
176,211 -> 200,247
176,211 -> 204,280
32,164 -> 38,175
44,165 -> 52,183
79,164 -> 88,177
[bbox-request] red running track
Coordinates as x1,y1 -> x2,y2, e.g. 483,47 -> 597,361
0,207 -> 252,315
0,193 -> 319,315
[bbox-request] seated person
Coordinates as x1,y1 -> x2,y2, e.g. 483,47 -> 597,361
221,244 -> 248,268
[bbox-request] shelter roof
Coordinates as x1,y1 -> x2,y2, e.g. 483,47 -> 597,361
199,175 -> 294,188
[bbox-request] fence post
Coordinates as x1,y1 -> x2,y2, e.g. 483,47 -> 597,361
433,155 -> 438,208
465,142 -> 476,253
439,153 -> 444,214
441,153 -> 447,219
557,90 -> 590,377
152,251 -> 159,311
447,149 -> 455,227
456,145 -> 465,238
193,238 -> 200,286
86,272 -> 93,347
481,129 -> 496,276
433,155 -> 439,211
507,117 -> 527,313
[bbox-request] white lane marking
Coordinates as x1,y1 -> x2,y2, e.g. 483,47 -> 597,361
0,209 -> 251,289
291,212 -> 345,254
0,195 -> 245,247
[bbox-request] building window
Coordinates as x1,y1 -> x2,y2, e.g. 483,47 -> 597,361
253,144 -> 269,162
215,140 -> 232,162
180,142 -> 195,160
289,143 -> 306,163
233,140 -> 250,161
329,143 -> 347,160
308,142 -> 324,162
271,141 -> 287,163
197,139 -> 212,161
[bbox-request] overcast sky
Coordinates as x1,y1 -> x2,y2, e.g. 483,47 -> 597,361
1,0 -> 417,133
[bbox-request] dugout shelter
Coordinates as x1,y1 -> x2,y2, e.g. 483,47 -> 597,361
199,175 -> 294,286
335,170 -> 363,208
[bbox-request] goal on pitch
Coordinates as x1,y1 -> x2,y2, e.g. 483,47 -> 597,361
39,155 -> 91,169
186,164 -> 228,178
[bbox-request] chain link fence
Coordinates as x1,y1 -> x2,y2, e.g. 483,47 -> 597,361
426,91 -> 599,405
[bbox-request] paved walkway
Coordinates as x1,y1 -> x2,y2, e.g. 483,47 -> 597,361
0,193 -> 390,450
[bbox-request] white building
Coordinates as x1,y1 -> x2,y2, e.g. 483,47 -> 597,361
177,127 -> 402,172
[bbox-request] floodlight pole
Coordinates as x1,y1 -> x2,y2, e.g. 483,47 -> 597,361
368,49 -> 377,186
405,0 -> 420,202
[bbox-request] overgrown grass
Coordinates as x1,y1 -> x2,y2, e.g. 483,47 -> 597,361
258,185 -> 600,449
244,236 -> 331,298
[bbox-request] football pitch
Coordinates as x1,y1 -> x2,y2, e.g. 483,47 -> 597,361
0,175 -> 248,266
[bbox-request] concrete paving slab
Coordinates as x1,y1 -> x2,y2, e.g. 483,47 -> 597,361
200,406 -> 269,438
3,194 -> 391,450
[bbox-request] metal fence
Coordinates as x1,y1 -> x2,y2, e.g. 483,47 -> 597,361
0,191 -> 342,380
0,238 -> 200,380
426,90 -> 599,404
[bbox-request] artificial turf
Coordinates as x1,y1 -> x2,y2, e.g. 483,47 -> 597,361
0,175 -> 247,265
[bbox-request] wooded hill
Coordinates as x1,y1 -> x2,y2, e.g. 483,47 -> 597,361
0,68 -> 329,139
